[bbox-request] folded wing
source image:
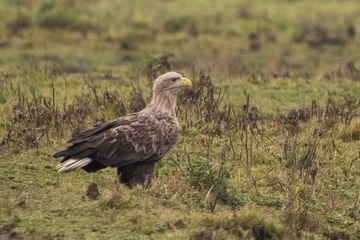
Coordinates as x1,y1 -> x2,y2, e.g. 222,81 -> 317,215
54,112 -> 179,173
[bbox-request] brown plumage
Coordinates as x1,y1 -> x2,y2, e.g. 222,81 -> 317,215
54,72 -> 192,187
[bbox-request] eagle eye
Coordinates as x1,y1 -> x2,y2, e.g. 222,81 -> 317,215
171,77 -> 178,82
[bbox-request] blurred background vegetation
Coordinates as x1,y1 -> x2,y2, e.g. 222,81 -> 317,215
1,0 -> 360,78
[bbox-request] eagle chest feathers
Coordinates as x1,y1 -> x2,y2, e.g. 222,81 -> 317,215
54,71 -> 192,188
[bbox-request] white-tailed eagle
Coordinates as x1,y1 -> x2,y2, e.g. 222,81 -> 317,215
53,72 -> 192,187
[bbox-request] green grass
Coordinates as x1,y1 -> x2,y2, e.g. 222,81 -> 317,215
2,0 -> 360,239
1,0 -> 360,76
2,71 -> 360,239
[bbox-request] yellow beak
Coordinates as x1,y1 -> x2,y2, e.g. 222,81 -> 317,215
180,77 -> 193,88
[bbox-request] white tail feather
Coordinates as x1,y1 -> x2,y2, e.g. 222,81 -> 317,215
57,157 -> 93,173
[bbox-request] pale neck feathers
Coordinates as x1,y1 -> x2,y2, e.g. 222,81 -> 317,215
143,88 -> 178,118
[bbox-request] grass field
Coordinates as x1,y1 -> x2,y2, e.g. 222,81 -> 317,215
1,0 -> 360,239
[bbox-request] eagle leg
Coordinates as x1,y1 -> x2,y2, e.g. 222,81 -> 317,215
117,162 -> 155,188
